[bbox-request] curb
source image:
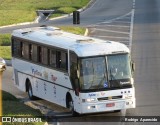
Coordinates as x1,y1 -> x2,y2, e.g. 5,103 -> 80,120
0,22 -> 36,29
0,0 -> 96,29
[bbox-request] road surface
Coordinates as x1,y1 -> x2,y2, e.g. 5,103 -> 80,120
0,0 -> 132,34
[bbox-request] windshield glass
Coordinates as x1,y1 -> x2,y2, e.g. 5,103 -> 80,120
107,54 -> 131,80
79,57 -> 107,90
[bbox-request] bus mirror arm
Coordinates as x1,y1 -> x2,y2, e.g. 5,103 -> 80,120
75,79 -> 79,96
131,61 -> 135,72
77,70 -> 80,78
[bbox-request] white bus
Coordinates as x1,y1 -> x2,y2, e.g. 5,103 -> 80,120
11,26 -> 136,115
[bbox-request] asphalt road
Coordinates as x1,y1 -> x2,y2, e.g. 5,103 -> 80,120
127,0 -> 160,117
0,0 -> 132,34
2,0 -> 160,124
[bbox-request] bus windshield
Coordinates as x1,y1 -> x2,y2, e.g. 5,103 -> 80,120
79,54 -> 131,90
80,57 -> 107,90
107,54 -> 131,80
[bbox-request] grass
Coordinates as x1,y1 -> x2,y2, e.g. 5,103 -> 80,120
59,26 -> 86,35
2,91 -> 45,125
0,34 -> 11,46
0,46 -> 11,60
0,26 -> 86,60
0,0 -> 90,26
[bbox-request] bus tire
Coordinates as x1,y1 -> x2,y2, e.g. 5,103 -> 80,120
66,95 -> 79,116
27,81 -> 35,100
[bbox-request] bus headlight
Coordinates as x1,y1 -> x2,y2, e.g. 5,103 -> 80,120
124,94 -> 132,99
82,98 -> 97,103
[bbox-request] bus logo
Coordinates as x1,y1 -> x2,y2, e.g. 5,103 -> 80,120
31,67 -> 42,77
89,93 -> 96,97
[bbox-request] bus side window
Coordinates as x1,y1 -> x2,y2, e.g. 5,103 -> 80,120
20,42 -> 23,57
12,38 -> 22,57
42,47 -> 48,65
50,49 -> 56,68
32,45 -> 38,62
56,51 -> 68,71
61,51 -> 68,71
56,51 -> 61,68
29,44 -> 32,60
22,42 -> 29,59
37,46 -> 42,63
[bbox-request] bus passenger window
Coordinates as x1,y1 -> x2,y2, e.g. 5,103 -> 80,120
56,51 -> 61,68
42,47 -> 48,65
37,46 -> 42,63
12,38 -> 22,57
61,52 -> 68,71
32,45 -> 38,62
50,50 -> 56,68
29,44 -> 32,60
22,42 -> 29,59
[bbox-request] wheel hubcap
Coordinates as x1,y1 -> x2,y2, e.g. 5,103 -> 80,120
69,101 -> 73,111
29,87 -> 32,97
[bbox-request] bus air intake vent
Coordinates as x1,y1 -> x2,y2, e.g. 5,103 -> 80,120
46,32 -> 62,36
76,39 -> 94,43
98,95 -> 122,101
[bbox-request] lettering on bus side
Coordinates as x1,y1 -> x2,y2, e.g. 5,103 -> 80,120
88,93 -> 96,98
43,71 -> 48,80
31,67 -> 42,77
51,74 -> 57,82
53,85 -> 56,98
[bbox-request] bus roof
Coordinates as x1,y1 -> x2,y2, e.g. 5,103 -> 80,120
12,26 -> 130,57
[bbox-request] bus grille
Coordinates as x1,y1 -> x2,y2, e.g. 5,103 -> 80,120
98,95 -> 122,101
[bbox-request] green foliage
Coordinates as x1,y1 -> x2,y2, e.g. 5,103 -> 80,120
2,91 -> 44,125
0,0 -> 90,26
2,91 -> 19,101
59,26 -> 86,35
0,34 -> 11,46
0,46 -> 11,59
57,7 -> 77,14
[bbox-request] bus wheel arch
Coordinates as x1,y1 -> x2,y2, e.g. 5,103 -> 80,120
66,92 -> 78,116
25,78 -> 35,100
25,78 -> 30,92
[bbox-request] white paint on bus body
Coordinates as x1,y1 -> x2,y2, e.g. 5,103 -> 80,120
12,26 -> 135,114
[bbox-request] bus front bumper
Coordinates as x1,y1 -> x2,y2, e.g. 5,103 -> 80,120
80,98 -> 136,114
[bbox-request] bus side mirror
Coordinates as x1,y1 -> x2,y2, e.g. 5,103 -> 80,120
77,70 -> 80,78
131,61 -> 135,72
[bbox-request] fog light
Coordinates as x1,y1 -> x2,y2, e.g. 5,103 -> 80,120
87,106 -> 96,109
126,102 -> 129,105
91,106 -> 96,108
82,98 -> 97,103
126,101 -> 133,105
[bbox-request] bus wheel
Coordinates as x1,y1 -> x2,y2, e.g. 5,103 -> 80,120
27,82 -> 35,100
67,96 -> 78,116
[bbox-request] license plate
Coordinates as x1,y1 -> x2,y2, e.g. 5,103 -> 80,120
106,103 -> 115,107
